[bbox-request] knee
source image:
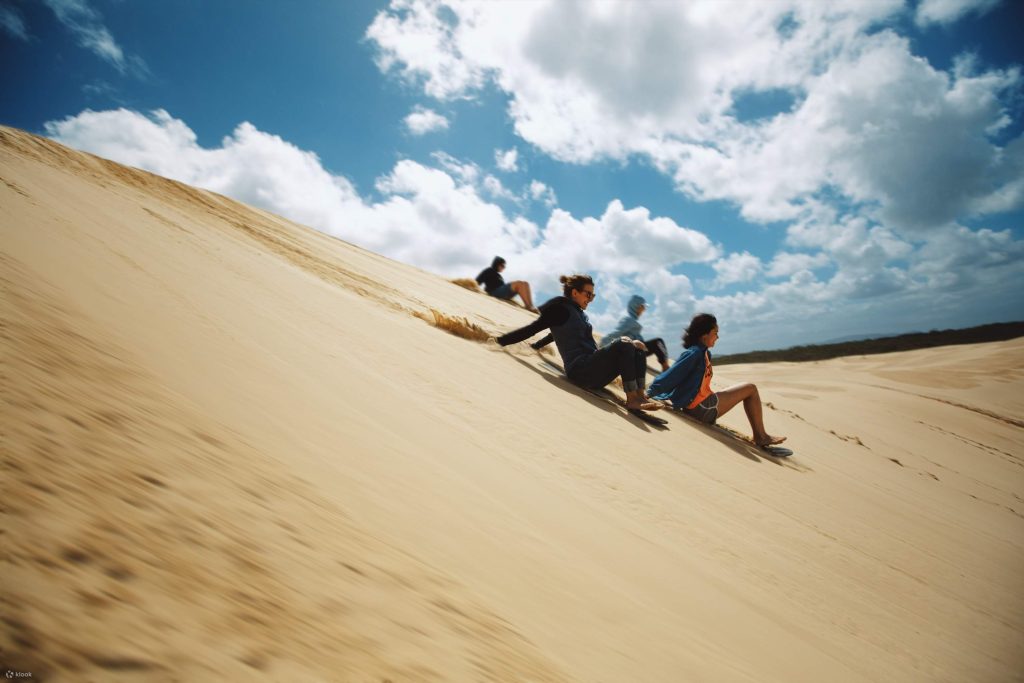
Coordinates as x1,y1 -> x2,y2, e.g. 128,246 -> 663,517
744,382 -> 759,397
622,341 -> 644,359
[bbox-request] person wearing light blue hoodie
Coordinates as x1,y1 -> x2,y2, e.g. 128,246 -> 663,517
599,295 -> 670,372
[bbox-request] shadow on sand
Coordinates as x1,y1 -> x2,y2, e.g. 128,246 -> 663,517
661,410 -> 809,471
505,353 -> 662,433
503,349 -> 807,470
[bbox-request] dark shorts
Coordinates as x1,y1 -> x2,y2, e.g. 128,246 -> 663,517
490,283 -> 515,300
684,393 -> 719,424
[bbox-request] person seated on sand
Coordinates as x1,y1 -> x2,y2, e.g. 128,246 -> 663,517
497,274 -> 662,412
476,256 -> 537,312
599,295 -> 671,372
647,313 -> 785,446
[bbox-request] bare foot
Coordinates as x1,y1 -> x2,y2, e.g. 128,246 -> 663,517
755,434 -> 787,446
626,399 -> 663,412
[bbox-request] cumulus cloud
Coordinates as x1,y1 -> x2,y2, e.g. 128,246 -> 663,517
526,201 -> 719,278
528,179 -> 557,207
366,1 -> 1023,236
41,0 -> 145,74
430,150 -> 480,184
45,107 -> 1024,354
915,0 -> 1001,27
404,105 -> 449,135
44,109 -> 717,293
365,0 -> 489,99
482,174 -> 517,201
655,33 -> 1023,233
910,224 -> 1024,290
766,251 -> 831,278
709,251 -> 762,289
495,147 -> 519,172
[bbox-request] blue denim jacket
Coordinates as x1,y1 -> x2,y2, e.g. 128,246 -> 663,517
648,344 -> 710,408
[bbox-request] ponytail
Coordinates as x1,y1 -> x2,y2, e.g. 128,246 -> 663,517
560,274 -> 594,297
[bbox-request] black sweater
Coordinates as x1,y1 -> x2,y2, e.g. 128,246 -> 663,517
498,296 -> 599,375
497,297 -> 568,346
475,267 -> 505,294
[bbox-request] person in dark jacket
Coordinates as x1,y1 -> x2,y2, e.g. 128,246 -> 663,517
498,274 -> 661,412
476,256 -> 537,312
599,295 -> 670,372
648,313 -> 785,446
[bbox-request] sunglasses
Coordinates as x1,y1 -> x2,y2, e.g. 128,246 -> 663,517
579,289 -> 596,300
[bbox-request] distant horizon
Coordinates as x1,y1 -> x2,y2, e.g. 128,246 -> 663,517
3,0 -> 1022,355
715,318 -> 1024,357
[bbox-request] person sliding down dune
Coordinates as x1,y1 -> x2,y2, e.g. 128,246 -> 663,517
599,295 -> 671,372
647,313 -> 785,446
475,256 -> 538,312
497,274 -> 661,412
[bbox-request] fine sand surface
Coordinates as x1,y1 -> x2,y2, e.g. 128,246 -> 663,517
2,126 -> 1023,682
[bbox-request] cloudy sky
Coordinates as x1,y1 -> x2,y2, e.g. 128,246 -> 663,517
2,0 -> 1022,353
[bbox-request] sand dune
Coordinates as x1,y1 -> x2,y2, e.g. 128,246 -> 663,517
2,126 -> 1022,681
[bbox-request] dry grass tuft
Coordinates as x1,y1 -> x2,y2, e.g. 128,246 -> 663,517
450,278 -> 481,293
415,308 -> 492,343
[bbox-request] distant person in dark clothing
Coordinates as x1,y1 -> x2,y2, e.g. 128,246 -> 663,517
599,295 -> 670,372
476,256 -> 537,312
648,313 -> 785,446
498,274 -> 661,412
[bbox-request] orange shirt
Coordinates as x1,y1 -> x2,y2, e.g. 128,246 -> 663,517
686,350 -> 714,409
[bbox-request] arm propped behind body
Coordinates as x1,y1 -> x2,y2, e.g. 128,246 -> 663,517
497,302 -> 570,346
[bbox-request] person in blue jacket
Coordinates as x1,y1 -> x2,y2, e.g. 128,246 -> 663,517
648,313 -> 785,446
498,274 -> 661,412
599,295 -> 670,372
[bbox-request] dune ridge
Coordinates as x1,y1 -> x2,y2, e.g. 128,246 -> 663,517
2,126 -> 1023,681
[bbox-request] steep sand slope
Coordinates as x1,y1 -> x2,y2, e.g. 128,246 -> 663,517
3,127 -> 1022,681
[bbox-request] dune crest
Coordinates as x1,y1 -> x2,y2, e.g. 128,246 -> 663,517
3,126 -> 1022,681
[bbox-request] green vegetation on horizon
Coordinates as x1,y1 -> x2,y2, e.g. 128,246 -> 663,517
715,321 -> 1024,365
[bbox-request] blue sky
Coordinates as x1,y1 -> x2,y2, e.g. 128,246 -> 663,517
2,0 -> 1022,353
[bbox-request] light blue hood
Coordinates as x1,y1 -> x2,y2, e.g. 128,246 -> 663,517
600,295 -> 646,347
627,295 -> 647,318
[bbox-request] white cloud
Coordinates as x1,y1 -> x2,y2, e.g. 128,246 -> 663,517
915,0 -> 1001,27
365,0 -> 489,99
41,0 -> 144,74
1,5 -> 28,40
45,107 -> 1024,354
766,251 -> 831,278
910,224 -> 1024,290
366,1 -> 906,159
404,105 -> 450,135
528,179 -> 557,207
655,33 -> 1023,233
371,159 -> 539,268
785,209 -> 913,270
44,109 -> 717,290
525,200 -> 719,280
366,1 -> 1023,235
430,150 -> 480,184
482,174 -> 517,201
709,251 -> 762,289
495,147 -> 519,172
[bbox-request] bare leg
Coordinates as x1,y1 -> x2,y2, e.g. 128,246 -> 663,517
714,383 -> 786,446
511,281 -> 537,311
